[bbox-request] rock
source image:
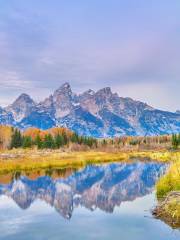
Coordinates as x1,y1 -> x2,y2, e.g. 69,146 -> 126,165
0,83 -> 180,137
5,93 -> 35,123
153,191 -> 180,228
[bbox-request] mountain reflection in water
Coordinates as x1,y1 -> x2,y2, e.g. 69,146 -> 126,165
0,162 -> 166,219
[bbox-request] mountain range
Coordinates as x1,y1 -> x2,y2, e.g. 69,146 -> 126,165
0,83 -> 180,137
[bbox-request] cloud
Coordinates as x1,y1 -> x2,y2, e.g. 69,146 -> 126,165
0,71 -> 33,90
0,0 -> 179,111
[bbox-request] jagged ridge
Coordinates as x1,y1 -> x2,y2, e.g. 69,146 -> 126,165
0,83 -> 180,137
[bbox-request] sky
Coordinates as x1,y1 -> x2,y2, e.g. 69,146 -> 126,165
0,0 -> 180,111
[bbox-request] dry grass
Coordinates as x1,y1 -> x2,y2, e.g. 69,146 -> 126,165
153,191 -> 180,228
0,149 -> 129,174
0,149 -> 179,174
154,155 -> 180,228
156,158 -> 180,199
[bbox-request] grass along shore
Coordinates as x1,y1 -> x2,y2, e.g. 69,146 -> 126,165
0,148 -> 179,174
156,159 -> 180,199
0,148 -> 179,227
154,158 -> 180,227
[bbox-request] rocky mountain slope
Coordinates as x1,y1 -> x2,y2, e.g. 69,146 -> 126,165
0,83 -> 179,137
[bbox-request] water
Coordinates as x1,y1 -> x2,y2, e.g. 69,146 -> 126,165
0,161 -> 179,240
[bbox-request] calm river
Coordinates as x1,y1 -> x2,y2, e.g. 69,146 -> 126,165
0,161 -> 179,240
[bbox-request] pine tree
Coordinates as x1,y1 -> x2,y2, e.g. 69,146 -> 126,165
22,136 -> 32,148
86,137 -> 94,147
34,135 -> 43,149
94,138 -> 98,148
102,139 -> 107,146
78,136 -> 83,145
43,134 -> 55,149
55,134 -> 63,148
62,132 -> 68,145
178,133 -> 180,145
172,134 -> 178,149
10,128 -> 22,148
71,133 -> 79,143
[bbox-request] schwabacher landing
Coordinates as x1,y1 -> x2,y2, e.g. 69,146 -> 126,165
0,83 -> 180,137
0,162 -> 166,219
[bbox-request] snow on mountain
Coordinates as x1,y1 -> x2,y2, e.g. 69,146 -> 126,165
0,83 -> 179,137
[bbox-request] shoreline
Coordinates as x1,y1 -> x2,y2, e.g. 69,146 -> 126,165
0,148 -> 179,228
0,149 -> 179,174
153,191 -> 180,228
154,158 -> 180,228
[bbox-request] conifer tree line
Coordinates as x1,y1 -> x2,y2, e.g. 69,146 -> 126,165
0,125 -> 180,150
10,127 -> 97,149
172,133 -> 180,149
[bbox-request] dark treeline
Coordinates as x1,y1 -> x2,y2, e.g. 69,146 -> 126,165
11,130 -> 180,150
10,128 -> 97,149
0,125 -> 180,150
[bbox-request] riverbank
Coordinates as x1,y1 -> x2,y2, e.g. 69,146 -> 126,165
153,191 -> 180,228
0,148 -> 179,227
154,159 -> 180,227
0,149 -> 179,174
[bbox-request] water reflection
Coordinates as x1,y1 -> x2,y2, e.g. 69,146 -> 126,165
0,162 -> 166,219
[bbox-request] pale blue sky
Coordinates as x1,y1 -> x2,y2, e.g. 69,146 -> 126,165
0,0 -> 180,111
